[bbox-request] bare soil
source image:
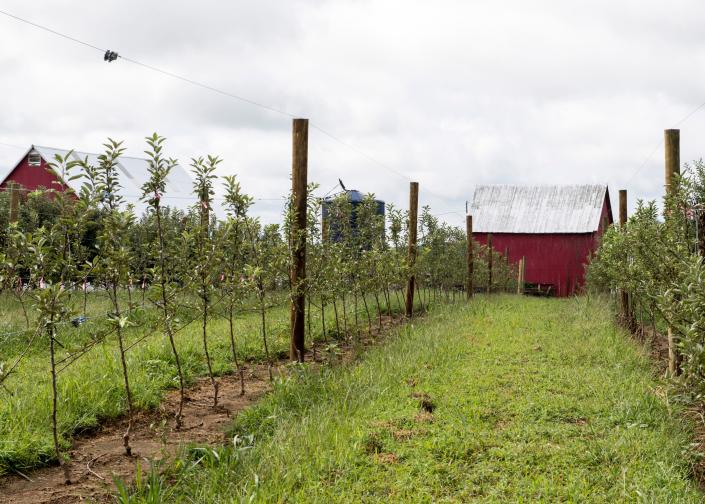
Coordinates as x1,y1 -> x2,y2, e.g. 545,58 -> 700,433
0,365 -> 271,504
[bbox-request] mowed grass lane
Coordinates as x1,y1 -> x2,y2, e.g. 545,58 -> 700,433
128,295 -> 703,502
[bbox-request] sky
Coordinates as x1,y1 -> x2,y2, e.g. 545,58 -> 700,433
1,0 -> 705,225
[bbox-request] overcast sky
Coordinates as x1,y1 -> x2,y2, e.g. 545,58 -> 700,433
1,0 -> 705,225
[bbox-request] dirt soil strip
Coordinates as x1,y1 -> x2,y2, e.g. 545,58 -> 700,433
0,365 -> 271,504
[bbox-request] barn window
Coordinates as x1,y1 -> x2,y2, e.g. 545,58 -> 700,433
28,152 -> 41,166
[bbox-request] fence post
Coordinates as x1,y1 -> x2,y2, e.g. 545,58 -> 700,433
9,184 -> 20,223
466,215 -> 473,299
290,118 -> 308,362
664,128 -> 682,376
487,233 -> 493,294
405,182 -> 419,317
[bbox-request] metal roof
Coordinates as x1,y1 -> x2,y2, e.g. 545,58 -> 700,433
31,145 -> 196,215
469,184 -> 610,234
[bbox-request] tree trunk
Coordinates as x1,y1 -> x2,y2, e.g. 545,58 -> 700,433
49,316 -> 71,484
228,304 -> 245,396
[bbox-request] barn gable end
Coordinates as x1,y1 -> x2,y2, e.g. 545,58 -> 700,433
0,147 -> 70,195
0,145 -> 195,215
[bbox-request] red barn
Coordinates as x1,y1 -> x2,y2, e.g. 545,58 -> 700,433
469,185 -> 613,297
0,145 -> 195,214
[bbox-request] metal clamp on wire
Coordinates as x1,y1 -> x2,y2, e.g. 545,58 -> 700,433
103,50 -> 119,62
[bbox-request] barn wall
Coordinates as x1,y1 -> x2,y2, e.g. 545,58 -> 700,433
0,153 -> 69,193
473,232 -> 601,297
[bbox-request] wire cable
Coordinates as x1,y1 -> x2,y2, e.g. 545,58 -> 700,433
0,8 -> 460,204
118,55 -> 299,120
0,8 -> 105,53
626,99 -> 705,184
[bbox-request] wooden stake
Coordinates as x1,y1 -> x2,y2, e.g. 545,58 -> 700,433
405,182 -> 419,317
9,184 -> 20,223
290,118 -> 308,362
521,256 -> 526,295
466,215 -> 473,299
664,128 -> 682,376
487,233 -> 493,294
516,257 -> 524,295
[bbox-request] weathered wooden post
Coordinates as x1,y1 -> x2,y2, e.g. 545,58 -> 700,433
516,257 -> 524,295
290,118 -> 308,362
504,247 -> 509,292
618,189 -> 635,331
665,128 -> 682,376
9,184 -> 20,223
466,215 -> 473,299
487,233 -> 493,294
405,182 -> 419,317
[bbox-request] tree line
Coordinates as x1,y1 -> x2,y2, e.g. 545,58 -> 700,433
0,134 -> 515,481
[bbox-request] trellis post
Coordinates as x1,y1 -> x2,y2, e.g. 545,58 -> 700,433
290,118 -> 308,362
466,215 -> 473,299
664,128 -> 682,376
405,182 -> 419,317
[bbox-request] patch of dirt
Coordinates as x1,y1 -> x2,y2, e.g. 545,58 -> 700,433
390,429 -> 415,441
414,411 -> 434,424
411,391 -> 435,413
494,418 -> 512,430
0,312 -> 411,504
0,366 -> 271,504
375,452 -> 398,464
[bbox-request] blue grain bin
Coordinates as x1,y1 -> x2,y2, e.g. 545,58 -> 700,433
322,190 -> 385,243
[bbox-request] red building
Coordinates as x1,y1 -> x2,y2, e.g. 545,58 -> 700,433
0,145 -> 195,214
469,185 -> 613,297
1,146 -> 69,194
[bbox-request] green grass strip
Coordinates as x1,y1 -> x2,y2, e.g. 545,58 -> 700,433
123,295 -> 703,503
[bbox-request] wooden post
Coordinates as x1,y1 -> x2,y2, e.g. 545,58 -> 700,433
466,215 -> 473,299
618,190 -> 628,228
502,247 -> 508,292
405,182 -> 419,317
290,118 -> 308,362
521,256 -> 526,295
618,189 -> 635,332
8,184 -> 20,223
664,129 -> 680,194
516,257 -> 524,295
665,128 -> 682,376
487,233 -> 493,294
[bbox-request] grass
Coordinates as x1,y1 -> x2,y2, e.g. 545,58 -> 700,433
120,295 -> 703,502
0,288 -> 411,475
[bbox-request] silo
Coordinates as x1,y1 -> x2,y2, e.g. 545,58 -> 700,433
322,189 -> 385,245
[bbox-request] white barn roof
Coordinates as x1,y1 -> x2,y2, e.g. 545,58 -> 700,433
469,184 -> 610,234
32,145 -> 195,215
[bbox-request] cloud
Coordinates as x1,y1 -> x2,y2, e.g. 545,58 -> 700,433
1,0 -> 705,225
